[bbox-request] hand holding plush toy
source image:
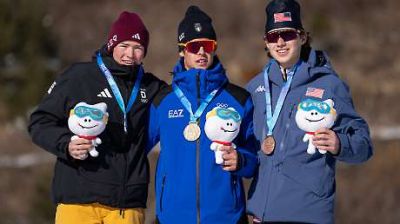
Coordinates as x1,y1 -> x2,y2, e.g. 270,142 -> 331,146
295,99 -> 337,154
68,102 -> 108,158
205,107 -> 241,164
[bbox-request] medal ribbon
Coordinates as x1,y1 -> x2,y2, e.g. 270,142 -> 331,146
263,60 -> 301,136
96,53 -> 144,133
172,81 -> 224,123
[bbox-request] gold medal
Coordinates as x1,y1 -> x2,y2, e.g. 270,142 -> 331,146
183,123 -> 201,141
262,135 -> 275,155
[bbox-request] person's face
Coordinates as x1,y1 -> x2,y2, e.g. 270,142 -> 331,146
180,38 -> 216,70
265,29 -> 306,69
112,40 -> 145,66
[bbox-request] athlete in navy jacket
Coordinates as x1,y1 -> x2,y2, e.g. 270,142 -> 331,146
147,6 -> 257,224
246,0 -> 373,223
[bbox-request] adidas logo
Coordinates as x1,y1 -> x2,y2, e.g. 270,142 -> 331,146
97,88 -> 112,98
47,81 -> 56,94
132,33 -> 141,40
255,85 -> 266,93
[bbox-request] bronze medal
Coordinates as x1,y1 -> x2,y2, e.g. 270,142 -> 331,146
262,135 -> 275,155
183,123 -> 201,141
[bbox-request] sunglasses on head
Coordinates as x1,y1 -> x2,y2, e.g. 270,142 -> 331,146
179,40 -> 217,54
264,29 -> 300,43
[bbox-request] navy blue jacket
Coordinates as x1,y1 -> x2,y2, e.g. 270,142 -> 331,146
148,58 -> 258,224
246,50 -> 373,224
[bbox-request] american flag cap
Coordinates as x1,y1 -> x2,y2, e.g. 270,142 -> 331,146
265,0 -> 304,33
274,12 -> 292,23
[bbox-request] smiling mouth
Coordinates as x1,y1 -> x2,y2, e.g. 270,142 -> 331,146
78,123 -> 99,129
276,48 -> 289,54
122,60 -> 134,65
306,117 -> 324,122
220,127 -> 237,133
196,58 -> 208,64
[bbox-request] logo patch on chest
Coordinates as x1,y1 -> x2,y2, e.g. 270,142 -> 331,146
305,87 -> 325,99
168,109 -> 184,118
97,88 -> 113,98
140,88 -> 148,103
255,85 -> 266,93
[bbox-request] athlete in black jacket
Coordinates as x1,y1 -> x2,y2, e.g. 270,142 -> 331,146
28,11 -> 165,224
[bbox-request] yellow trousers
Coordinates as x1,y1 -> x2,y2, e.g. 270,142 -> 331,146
55,203 -> 145,224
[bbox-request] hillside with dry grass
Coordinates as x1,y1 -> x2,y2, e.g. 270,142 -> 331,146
1,0 -> 399,223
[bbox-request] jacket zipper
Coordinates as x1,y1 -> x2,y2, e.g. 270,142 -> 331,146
160,175 -> 166,212
232,177 -> 238,209
196,73 -> 201,224
120,82 -> 129,218
119,76 -> 130,216
280,104 -> 296,153
262,104 -> 295,221
119,153 -> 128,218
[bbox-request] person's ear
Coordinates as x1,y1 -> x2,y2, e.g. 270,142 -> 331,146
179,51 -> 185,57
300,33 -> 307,45
264,40 -> 271,51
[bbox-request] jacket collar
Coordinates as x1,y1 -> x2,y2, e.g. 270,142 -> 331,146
267,49 -> 335,88
172,56 -> 228,100
93,45 -> 140,82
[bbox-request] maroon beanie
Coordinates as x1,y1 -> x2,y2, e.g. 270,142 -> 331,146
106,11 -> 149,55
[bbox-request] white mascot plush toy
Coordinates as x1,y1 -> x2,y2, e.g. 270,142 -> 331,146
68,102 -> 109,158
205,107 -> 241,164
295,98 -> 337,154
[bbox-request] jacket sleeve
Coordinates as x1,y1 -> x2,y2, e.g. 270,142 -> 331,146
332,80 -> 373,163
146,103 -> 160,154
28,69 -> 74,160
234,97 -> 259,178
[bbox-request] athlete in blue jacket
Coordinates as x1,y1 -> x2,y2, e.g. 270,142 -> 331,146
147,6 -> 257,224
246,0 -> 373,223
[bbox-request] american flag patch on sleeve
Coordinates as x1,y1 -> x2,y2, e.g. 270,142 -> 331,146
305,87 -> 324,98
274,12 -> 292,23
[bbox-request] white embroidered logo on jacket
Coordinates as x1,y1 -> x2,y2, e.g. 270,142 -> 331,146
47,81 -> 56,94
140,88 -> 148,103
97,88 -> 112,98
255,85 -> 266,93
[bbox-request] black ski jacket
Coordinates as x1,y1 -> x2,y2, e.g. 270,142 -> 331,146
28,47 -> 165,208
